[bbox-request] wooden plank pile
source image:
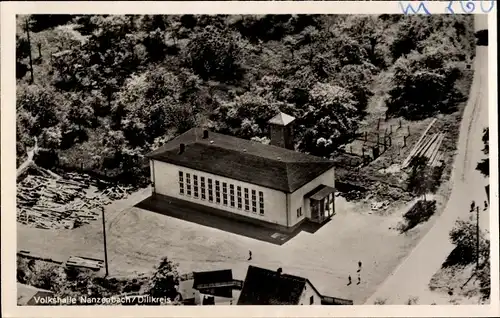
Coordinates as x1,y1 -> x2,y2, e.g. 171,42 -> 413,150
401,118 -> 439,169
17,169 -> 134,230
66,255 -> 104,271
402,132 -> 445,169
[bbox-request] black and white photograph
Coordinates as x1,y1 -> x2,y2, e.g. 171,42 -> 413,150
1,1 -> 498,315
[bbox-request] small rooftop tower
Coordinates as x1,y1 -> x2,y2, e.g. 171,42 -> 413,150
268,112 -> 296,150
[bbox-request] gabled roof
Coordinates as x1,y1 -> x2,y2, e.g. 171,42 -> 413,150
17,283 -> 54,306
237,265 -> 309,305
146,128 -> 335,193
268,112 -> 296,126
193,269 -> 233,289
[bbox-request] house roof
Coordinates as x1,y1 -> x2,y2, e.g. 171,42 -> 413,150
17,283 -> 54,306
237,265 -> 311,305
146,128 -> 335,193
193,269 -> 233,288
268,112 -> 296,126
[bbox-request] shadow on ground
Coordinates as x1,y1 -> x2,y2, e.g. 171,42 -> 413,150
135,195 -> 330,246
399,200 -> 437,233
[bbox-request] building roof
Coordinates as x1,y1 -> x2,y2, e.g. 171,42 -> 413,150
193,269 -> 233,289
308,185 -> 336,201
237,265 -> 313,305
268,112 -> 296,126
17,283 -> 54,306
146,128 -> 335,193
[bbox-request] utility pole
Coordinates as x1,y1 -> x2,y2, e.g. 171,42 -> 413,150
24,18 -> 34,84
101,206 -> 109,276
476,206 -> 480,270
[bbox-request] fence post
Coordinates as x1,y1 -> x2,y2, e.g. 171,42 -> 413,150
388,136 -> 392,147
390,125 -> 393,135
407,126 -> 410,135
399,119 -> 402,129
403,135 -> 407,148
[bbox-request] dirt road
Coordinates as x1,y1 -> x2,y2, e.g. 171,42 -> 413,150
365,17 -> 490,305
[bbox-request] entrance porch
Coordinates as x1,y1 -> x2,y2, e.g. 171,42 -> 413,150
306,185 -> 335,224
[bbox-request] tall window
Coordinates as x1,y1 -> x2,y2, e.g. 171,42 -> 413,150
251,190 -> 257,213
297,207 -> 302,217
215,180 -> 221,204
244,188 -> 250,211
201,177 -> 206,200
230,184 -> 235,208
259,191 -> 264,215
208,178 -> 213,202
186,173 -> 191,196
193,175 -> 199,198
222,182 -> 228,205
179,171 -> 184,195
237,186 -> 242,209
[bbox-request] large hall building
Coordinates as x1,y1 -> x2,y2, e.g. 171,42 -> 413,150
146,112 -> 336,230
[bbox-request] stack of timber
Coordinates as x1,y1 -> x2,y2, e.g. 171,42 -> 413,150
66,256 -> 104,271
401,118 -> 437,169
402,132 -> 445,169
17,167 -> 133,230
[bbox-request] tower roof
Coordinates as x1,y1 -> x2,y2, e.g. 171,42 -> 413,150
267,112 -> 296,126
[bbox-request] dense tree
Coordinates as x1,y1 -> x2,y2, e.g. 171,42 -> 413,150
212,92 -> 282,139
299,83 -> 360,156
147,257 -> 180,300
17,84 -> 61,136
476,128 -> 489,177
385,49 -> 464,119
450,217 -> 489,265
449,217 -> 490,300
341,15 -> 388,68
406,156 -> 442,201
336,63 -> 375,112
29,14 -> 76,32
184,25 -> 242,81
15,14 -> 475,185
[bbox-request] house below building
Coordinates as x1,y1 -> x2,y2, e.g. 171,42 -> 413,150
178,269 -> 243,305
237,265 -> 353,305
146,112 -> 336,232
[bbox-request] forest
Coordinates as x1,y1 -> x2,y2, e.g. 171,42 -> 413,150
16,14 -> 476,185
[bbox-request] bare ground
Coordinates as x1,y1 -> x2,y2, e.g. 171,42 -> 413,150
18,188 -> 439,304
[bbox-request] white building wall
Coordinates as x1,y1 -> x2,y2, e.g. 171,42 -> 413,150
287,167 -> 335,226
298,281 -> 322,305
151,160 -> 288,226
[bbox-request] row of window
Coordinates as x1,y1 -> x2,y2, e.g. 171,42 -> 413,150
179,171 -> 264,215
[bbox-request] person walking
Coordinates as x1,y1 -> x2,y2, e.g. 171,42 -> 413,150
347,275 -> 352,286
470,200 -> 475,212
357,261 -> 362,273
357,273 -> 361,285
248,250 -> 252,261
484,200 -> 488,210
